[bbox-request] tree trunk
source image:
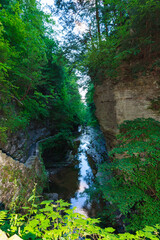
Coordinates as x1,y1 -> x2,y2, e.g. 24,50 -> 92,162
102,0 -> 108,38
95,0 -> 101,44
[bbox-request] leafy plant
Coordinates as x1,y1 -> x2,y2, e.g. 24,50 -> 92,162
0,198 -> 160,239
97,118 -> 160,231
0,0 -> 85,144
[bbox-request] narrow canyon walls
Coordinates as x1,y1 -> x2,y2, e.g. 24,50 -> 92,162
94,74 -> 160,148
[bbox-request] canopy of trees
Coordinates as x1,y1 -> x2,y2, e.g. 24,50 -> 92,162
0,0 -> 84,144
54,0 -> 160,82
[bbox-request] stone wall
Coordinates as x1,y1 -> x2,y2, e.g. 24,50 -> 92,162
94,74 -> 160,148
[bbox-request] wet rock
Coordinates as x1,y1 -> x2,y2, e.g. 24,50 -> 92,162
10,145 -> 16,155
44,193 -> 58,201
92,169 -> 97,175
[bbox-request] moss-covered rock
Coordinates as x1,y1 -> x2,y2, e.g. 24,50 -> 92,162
0,150 -> 47,209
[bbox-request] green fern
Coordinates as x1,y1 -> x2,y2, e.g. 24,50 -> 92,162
98,118 -> 160,231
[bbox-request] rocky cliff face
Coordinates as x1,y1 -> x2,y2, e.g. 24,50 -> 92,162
94,74 -> 160,148
0,122 -> 52,208
0,150 -> 47,208
1,122 -> 51,163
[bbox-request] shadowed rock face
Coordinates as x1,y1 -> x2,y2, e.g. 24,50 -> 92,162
94,80 -> 118,149
1,122 -> 51,163
94,74 -> 160,149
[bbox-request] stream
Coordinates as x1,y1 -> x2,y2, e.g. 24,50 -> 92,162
43,126 -> 107,217
43,127 -> 124,231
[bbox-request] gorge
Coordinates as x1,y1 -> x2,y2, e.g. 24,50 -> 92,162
0,0 -> 160,239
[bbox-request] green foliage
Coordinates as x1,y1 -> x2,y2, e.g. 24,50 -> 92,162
0,126 -> 7,144
39,131 -> 73,157
0,198 -> 160,239
0,0 -> 84,143
64,0 -> 160,82
97,118 -> 160,231
85,83 -> 99,126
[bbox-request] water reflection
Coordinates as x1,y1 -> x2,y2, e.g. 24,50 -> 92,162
46,127 -> 108,217
48,163 -> 80,201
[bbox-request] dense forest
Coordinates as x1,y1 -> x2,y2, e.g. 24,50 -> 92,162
53,0 -> 160,80
0,0 -> 84,146
0,0 -> 160,239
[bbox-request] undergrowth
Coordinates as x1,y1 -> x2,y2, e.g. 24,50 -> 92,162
0,198 -> 160,239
